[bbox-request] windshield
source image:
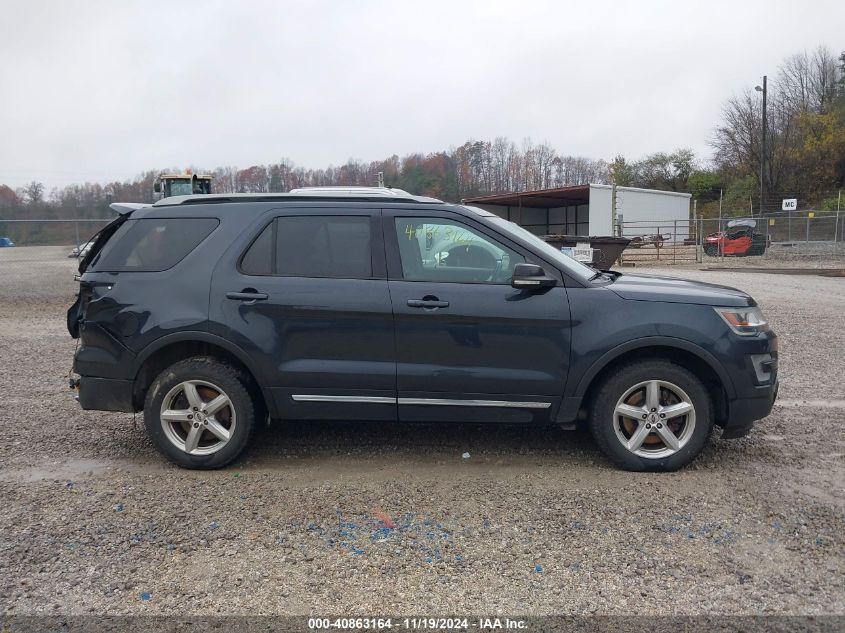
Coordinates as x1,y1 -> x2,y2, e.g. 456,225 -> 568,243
485,215 -> 597,282
166,180 -> 193,197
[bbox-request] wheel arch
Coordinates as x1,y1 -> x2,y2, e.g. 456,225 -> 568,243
131,332 -> 275,418
574,337 -> 735,426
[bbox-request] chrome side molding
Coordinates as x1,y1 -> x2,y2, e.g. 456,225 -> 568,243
398,398 -> 550,409
291,395 -> 551,409
291,395 -> 396,404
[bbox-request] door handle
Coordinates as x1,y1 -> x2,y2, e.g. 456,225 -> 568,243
226,290 -> 268,303
407,299 -> 449,309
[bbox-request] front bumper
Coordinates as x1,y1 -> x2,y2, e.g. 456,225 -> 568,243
721,379 -> 779,439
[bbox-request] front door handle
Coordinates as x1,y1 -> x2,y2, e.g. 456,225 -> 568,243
226,290 -> 268,303
407,298 -> 449,309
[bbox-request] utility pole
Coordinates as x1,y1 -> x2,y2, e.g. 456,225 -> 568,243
755,76 -> 767,213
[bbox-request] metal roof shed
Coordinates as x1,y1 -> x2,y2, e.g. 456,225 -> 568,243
464,184 -> 691,237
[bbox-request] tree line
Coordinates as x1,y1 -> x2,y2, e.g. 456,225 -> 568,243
0,139 -> 612,222
2,45 -> 843,226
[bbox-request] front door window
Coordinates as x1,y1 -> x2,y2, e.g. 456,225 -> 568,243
393,218 -> 524,284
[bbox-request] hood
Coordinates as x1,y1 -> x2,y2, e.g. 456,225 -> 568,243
609,273 -> 754,307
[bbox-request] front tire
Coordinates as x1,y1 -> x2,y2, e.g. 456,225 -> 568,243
588,359 -> 713,471
143,357 -> 256,469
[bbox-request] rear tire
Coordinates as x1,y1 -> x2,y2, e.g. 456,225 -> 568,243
143,357 -> 256,469
588,359 -> 713,471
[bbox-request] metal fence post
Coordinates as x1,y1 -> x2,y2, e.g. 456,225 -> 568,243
656,226 -> 660,260
693,219 -> 704,264
806,215 -> 810,242
697,218 -> 702,263
74,221 -> 80,254
673,220 -> 677,265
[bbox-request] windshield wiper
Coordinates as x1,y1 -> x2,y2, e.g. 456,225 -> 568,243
589,270 -> 617,282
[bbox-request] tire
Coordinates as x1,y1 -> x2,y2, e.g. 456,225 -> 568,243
748,236 -> 766,256
588,359 -> 713,471
703,245 -> 717,257
143,357 -> 256,469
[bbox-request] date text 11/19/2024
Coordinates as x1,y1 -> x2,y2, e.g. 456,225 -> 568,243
308,617 -> 528,630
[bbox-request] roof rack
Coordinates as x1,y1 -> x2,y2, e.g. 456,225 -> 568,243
153,187 -> 443,206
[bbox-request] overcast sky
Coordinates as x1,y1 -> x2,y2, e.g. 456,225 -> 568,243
1,0 -> 842,190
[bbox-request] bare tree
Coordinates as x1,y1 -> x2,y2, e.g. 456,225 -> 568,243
778,46 -> 839,114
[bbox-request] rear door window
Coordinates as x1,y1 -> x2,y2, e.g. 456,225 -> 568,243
240,215 -> 373,279
93,218 -> 218,272
240,222 -> 273,275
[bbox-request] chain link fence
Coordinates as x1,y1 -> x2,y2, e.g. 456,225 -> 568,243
618,210 -> 845,266
1,214 -> 843,281
0,219 -> 112,277
0,218 -> 112,248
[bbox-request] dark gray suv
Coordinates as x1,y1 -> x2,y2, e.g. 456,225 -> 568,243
67,187 -> 778,471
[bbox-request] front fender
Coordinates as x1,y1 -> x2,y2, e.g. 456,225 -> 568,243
573,335 -> 736,399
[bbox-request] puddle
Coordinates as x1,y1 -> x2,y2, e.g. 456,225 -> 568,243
0,457 -> 166,482
775,399 -> 845,409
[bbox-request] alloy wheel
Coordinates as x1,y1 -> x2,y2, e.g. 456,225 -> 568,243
613,379 -> 696,459
159,380 -> 236,455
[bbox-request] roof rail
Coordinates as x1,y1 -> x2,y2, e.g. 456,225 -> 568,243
153,187 -> 443,206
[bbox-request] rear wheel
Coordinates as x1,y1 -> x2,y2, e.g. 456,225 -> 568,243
588,359 -> 713,471
143,357 -> 256,469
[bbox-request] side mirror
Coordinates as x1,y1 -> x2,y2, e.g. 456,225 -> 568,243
153,182 -> 161,193
511,263 -> 557,290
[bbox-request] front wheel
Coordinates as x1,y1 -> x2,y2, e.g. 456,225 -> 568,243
588,359 -> 713,471
143,357 -> 256,469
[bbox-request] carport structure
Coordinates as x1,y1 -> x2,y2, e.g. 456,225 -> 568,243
464,184 -> 691,237
463,185 -> 591,236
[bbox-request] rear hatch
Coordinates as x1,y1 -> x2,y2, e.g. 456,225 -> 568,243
66,205 -> 139,338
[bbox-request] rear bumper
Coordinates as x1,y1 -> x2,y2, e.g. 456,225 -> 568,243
77,376 -> 136,413
721,380 -> 778,439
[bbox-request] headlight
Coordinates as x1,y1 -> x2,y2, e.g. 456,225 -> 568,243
714,306 -> 769,336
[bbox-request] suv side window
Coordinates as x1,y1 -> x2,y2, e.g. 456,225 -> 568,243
241,215 -> 372,279
240,222 -> 273,275
394,217 -> 524,284
94,218 -> 218,272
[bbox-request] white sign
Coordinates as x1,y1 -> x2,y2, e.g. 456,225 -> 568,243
561,246 -> 594,263
782,198 -> 797,211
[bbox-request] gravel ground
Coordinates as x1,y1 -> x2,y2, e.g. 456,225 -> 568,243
0,246 -> 843,616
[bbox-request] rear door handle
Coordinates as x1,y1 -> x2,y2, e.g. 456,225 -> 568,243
407,299 -> 449,309
226,291 -> 268,302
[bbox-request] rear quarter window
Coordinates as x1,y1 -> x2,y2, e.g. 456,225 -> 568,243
93,218 -> 219,272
